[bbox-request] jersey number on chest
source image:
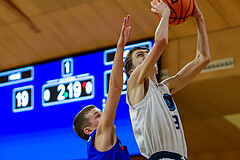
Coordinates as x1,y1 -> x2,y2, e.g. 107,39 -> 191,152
163,93 -> 180,130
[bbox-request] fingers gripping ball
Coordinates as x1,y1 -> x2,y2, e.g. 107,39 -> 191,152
153,0 -> 193,25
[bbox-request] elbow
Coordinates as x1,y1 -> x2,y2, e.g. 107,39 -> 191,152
109,80 -> 123,91
199,54 -> 211,66
109,83 -> 123,95
204,54 -> 211,65
206,57 -> 211,64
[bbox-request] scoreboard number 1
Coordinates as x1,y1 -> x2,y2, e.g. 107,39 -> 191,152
62,58 -> 73,77
13,85 -> 34,113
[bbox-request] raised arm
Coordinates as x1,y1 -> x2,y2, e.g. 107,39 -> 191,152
129,0 -> 170,85
163,0 -> 211,95
96,15 -> 131,137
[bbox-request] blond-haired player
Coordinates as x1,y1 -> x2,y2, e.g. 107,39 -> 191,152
73,15 -> 131,160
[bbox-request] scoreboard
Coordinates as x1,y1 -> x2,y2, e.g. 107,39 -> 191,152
0,41 -> 153,160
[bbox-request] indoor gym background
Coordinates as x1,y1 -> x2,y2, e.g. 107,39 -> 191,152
0,0 -> 239,160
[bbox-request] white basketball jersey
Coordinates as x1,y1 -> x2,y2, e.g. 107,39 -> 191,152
126,78 -> 187,159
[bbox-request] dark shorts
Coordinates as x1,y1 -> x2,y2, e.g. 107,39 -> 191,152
148,151 -> 187,160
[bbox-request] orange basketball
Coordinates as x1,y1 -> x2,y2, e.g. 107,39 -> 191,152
153,0 -> 193,25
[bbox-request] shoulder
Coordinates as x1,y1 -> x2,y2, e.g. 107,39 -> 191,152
159,81 -> 171,93
128,64 -> 147,87
93,127 -> 117,152
127,77 -> 149,106
160,76 -> 176,94
127,74 -> 148,97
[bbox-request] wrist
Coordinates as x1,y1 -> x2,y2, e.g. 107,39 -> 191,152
194,13 -> 204,21
162,9 -> 170,18
117,42 -> 125,49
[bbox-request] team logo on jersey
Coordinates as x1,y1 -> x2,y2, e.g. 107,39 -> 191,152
119,142 -> 124,150
163,93 -> 176,111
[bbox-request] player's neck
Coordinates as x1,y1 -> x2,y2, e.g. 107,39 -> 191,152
149,74 -> 158,84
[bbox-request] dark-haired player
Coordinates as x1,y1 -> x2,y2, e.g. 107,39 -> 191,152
124,0 -> 211,159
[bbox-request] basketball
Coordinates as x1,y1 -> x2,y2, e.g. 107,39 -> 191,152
153,0 -> 193,25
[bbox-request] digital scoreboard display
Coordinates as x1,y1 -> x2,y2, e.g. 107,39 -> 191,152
42,74 -> 94,106
0,41 -> 153,160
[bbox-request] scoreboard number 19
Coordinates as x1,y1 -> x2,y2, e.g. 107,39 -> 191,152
12,85 -> 34,113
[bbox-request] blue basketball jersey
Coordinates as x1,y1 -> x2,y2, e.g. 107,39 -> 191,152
87,130 -> 131,160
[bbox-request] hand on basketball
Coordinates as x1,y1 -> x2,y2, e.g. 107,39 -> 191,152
151,0 -> 170,18
191,0 -> 203,20
118,14 -> 131,47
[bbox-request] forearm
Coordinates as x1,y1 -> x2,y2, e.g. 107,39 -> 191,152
98,45 -> 124,132
155,11 -> 170,44
196,16 -> 211,62
109,15 -> 130,90
109,44 -> 124,90
96,15 -> 130,136
99,45 -> 124,129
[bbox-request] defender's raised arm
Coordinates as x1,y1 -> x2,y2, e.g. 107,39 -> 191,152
98,15 -> 131,133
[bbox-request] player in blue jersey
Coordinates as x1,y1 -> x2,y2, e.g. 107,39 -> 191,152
73,15 -> 131,160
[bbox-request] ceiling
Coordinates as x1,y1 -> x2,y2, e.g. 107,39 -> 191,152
0,0 -> 239,157
0,0 -> 240,72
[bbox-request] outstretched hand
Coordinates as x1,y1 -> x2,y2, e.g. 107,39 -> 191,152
117,14 -> 131,47
151,0 -> 170,18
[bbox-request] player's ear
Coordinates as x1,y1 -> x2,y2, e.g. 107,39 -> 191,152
129,69 -> 133,76
83,127 -> 93,136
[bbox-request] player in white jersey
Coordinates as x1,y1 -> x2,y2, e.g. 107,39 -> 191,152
124,0 -> 211,159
